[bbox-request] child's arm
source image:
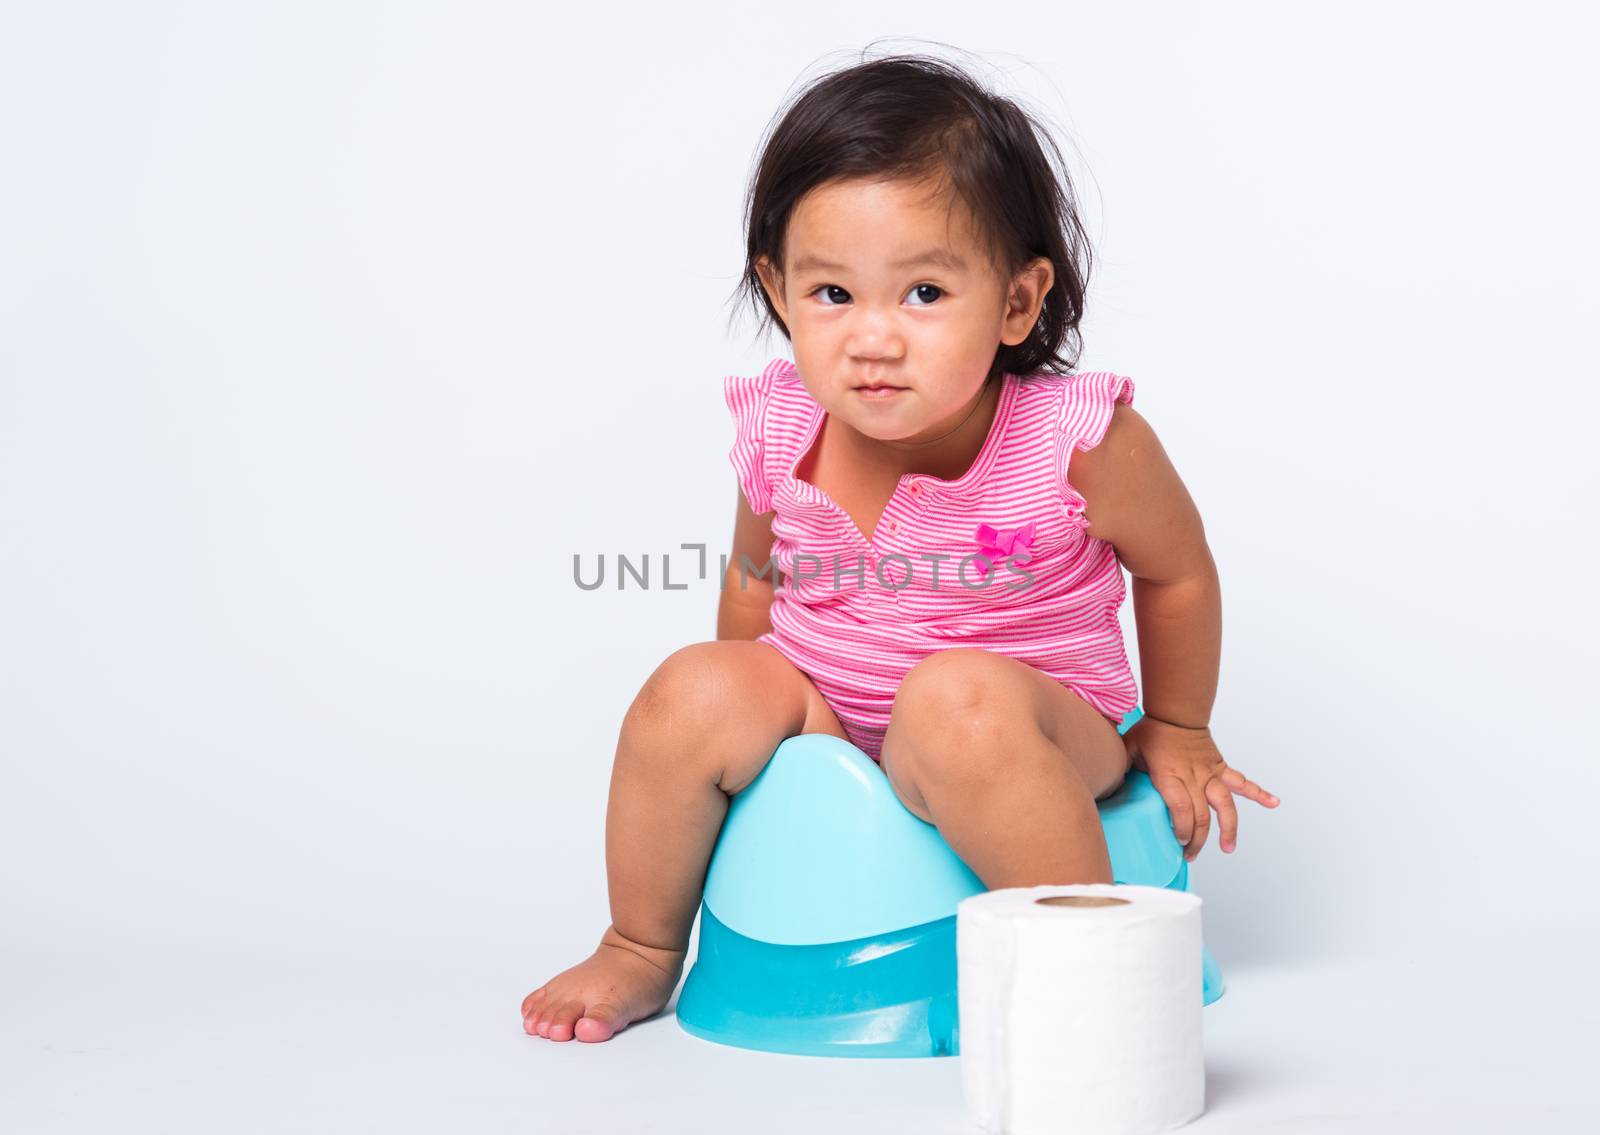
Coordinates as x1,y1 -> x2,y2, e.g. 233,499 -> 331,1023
1069,402 -> 1279,859
1070,403 -> 1218,728
717,488 -> 778,641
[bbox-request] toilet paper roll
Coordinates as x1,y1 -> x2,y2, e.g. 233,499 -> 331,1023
957,883 -> 1204,1135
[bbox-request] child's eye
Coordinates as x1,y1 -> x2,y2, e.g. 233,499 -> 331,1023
807,283 -> 945,307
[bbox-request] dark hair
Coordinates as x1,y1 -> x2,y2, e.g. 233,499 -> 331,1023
728,48 -> 1095,379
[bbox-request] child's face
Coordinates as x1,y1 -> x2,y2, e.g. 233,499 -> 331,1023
755,174 -> 1052,444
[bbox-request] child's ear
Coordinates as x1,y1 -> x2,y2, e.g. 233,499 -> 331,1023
754,255 -> 789,323
1001,256 -> 1054,346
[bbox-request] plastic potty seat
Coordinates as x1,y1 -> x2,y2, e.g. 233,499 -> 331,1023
675,704 -> 1224,1058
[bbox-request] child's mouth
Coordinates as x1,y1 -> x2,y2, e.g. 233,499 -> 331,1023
855,385 -> 906,401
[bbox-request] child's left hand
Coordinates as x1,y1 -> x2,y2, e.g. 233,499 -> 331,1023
1122,715 -> 1279,861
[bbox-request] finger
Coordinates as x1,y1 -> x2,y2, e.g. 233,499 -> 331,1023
1219,766 -> 1280,807
1207,776 -> 1240,853
1185,783 -> 1211,860
1155,774 -> 1195,845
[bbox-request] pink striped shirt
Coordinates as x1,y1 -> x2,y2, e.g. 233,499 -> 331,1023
724,356 -> 1139,762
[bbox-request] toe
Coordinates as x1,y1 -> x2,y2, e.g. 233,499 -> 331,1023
574,1001 -> 622,1043
546,1002 -> 586,1042
538,1003 -> 574,1039
521,986 -> 548,1019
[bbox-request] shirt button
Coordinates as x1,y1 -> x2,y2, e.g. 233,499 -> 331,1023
887,519 -> 899,533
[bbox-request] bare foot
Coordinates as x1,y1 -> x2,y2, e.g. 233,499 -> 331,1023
521,924 -> 687,1043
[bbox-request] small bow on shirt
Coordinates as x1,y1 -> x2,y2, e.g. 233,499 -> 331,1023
972,521 -> 1036,579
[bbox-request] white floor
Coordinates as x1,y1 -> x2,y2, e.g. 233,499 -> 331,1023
6,926 -> 1594,1134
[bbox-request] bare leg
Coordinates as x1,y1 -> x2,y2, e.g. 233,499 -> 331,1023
878,649 -> 1130,888
521,640 -> 847,1042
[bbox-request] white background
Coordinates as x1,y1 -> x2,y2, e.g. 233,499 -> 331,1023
3,2 -> 1596,1132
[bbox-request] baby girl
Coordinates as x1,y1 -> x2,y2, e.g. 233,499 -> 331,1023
522,53 -> 1278,1044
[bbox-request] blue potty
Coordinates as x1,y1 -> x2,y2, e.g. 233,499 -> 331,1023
675,704 -> 1223,1058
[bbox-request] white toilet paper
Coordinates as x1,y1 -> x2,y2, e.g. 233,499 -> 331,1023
957,883 -> 1204,1135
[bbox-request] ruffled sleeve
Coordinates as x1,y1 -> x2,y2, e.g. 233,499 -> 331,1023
724,367 -> 776,515
1055,370 -> 1136,532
